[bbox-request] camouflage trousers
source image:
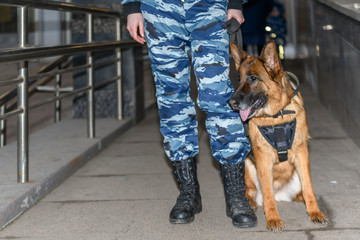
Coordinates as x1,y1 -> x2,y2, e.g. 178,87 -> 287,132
141,0 -> 250,164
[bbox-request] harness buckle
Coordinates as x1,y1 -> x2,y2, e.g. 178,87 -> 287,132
277,150 -> 288,162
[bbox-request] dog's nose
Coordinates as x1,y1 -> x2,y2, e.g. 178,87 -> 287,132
230,99 -> 239,109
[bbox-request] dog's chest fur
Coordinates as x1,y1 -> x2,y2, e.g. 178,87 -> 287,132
246,158 -> 301,206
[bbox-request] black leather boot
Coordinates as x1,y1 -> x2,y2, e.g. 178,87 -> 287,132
220,161 -> 257,228
169,158 -> 202,224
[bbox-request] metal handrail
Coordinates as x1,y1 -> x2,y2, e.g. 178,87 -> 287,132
0,55 -> 71,107
2,56 -> 72,113
0,0 -> 139,183
0,108 -> 24,121
0,77 -> 23,87
0,41 -> 138,63
1,56 -> 123,114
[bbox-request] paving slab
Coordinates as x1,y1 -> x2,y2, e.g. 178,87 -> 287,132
312,229 -> 360,240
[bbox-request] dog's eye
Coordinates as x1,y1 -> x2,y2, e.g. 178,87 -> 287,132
248,75 -> 258,84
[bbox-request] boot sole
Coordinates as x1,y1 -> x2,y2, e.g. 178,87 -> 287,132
169,217 -> 195,224
226,209 -> 257,228
232,220 -> 258,228
169,207 -> 202,224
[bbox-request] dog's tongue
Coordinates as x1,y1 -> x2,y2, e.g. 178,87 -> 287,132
239,108 -> 251,121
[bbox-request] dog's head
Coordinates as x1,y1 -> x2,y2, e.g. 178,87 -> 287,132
230,40 -> 292,121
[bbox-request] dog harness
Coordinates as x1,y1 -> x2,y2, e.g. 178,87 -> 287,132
258,118 -> 296,162
257,72 -> 300,162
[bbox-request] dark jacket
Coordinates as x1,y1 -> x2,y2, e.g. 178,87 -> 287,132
121,0 -> 246,16
241,0 -> 274,45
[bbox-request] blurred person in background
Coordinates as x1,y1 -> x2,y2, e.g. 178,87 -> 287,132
241,0 -> 274,56
266,1 -> 287,63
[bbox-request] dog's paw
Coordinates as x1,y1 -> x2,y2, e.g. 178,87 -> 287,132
266,219 -> 285,232
248,199 -> 258,210
309,211 -> 328,224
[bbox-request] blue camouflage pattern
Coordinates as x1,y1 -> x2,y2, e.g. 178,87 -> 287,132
140,0 -> 250,164
120,0 -> 140,4
120,0 -> 248,7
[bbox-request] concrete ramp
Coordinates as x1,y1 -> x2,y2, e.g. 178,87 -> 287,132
0,118 -> 133,229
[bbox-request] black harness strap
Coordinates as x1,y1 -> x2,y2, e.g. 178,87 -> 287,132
274,125 -> 290,161
273,110 -> 296,118
258,119 -> 297,162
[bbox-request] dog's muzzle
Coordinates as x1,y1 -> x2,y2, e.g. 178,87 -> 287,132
230,94 -> 267,121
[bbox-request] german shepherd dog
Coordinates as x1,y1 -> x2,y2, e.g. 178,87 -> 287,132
229,41 -> 328,231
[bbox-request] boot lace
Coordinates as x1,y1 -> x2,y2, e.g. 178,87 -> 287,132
224,165 -> 252,212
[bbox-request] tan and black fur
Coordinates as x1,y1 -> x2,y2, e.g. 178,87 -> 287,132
230,41 -> 328,232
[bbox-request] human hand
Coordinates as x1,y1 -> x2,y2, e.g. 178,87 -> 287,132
227,9 -> 245,25
223,10 -> 244,47
126,13 -> 146,44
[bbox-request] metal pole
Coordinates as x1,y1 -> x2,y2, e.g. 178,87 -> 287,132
34,9 -> 43,46
55,64 -> 62,122
65,0 -> 72,45
115,17 -> 123,120
17,6 -> 29,183
289,0 -> 297,57
0,105 -> 6,147
87,13 -> 95,138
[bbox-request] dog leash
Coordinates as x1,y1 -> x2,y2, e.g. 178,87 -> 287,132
286,71 -> 300,98
222,18 -> 243,48
271,72 -> 300,118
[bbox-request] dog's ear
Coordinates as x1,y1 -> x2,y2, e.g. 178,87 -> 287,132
260,40 -> 281,76
230,42 -> 248,70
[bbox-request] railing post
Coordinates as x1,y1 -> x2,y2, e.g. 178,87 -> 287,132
17,6 -> 29,183
0,105 -> 6,147
55,64 -> 62,123
86,13 -> 95,138
115,17 -> 123,120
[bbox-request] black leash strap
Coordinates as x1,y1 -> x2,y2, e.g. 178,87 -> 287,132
286,71 -> 300,98
222,18 -> 243,48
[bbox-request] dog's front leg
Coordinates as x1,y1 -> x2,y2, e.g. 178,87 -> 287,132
294,146 -> 328,224
255,150 -> 284,232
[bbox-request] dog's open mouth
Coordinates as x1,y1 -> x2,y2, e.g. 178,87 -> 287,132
239,99 -> 263,121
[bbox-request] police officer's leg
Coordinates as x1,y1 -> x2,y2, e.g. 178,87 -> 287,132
141,1 -> 201,224
186,0 -> 257,228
